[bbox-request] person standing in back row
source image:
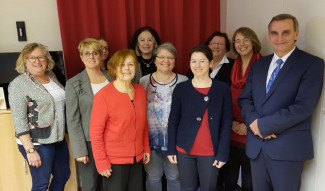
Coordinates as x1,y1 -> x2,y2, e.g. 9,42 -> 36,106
221,27 -> 261,191
238,14 -> 324,191
130,26 -> 161,83
187,31 -> 234,86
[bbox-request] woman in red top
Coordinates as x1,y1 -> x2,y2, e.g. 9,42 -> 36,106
222,27 -> 262,191
89,49 -> 150,191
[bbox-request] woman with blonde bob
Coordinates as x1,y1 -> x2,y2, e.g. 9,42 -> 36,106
90,49 -> 150,191
9,43 -> 70,191
66,38 -> 114,191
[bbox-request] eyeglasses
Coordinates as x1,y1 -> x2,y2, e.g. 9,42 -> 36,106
209,42 -> 225,46
83,51 -> 100,57
234,38 -> 251,44
27,56 -> 46,63
103,46 -> 110,51
156,56 -> 175,61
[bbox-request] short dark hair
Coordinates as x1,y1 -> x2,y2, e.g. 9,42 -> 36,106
268,13 -> 299,32
189,44 -> 213,62
205,31 -> 231,52
129,26 -> 161,56
232,27 -> 261,54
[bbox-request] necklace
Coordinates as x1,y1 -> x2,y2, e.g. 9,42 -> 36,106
141,57 -> 154,67
154,72 -> 174,84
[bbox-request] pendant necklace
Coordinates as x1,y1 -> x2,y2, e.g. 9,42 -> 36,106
141,57 -> 154,67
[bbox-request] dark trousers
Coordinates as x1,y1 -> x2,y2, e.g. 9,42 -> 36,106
250,148 -> 304,191
78,141 -> 103,191
220,146 -> 252,191
102,158 -> 143,191
177,151 -> 219,191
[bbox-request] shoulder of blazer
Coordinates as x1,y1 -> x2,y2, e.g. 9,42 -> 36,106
176,79 -> 191,90
66,70 -> 88,87
293,47 -> 323,62
210,79 -> 229,94
250,54 -> 273,69
227,57 -> 235,66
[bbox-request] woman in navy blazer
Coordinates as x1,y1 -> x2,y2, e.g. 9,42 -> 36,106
167,45 -> 232,191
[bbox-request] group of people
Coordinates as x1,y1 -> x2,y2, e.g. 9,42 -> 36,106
8,13 -> 324,191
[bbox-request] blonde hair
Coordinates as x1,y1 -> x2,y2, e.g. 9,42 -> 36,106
107,49 -> 138,77
15,43 -> 55,74
78,38 -> 103,55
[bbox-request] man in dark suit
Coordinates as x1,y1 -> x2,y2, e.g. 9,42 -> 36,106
238,14 -> 324,191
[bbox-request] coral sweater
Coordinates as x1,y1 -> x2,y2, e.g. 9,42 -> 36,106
89,82 -> 150,172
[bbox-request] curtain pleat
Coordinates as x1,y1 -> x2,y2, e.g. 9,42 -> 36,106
57,0 -> 220,79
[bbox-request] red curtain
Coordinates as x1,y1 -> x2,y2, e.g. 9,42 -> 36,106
57,0 -> 220,79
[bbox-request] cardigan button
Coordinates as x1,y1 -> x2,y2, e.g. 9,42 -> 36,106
204,96 -> 209,102
196,117 -> 201,121
210,117 -> 213,120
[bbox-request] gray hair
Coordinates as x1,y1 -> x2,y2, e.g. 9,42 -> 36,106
153,42 -> 177,60
268,13 -> 299,32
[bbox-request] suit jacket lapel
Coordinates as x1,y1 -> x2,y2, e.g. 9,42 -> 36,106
80,70 -> 94,97
263,48 -> 301,102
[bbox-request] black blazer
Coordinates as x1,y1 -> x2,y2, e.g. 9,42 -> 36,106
186,57 -> 234,86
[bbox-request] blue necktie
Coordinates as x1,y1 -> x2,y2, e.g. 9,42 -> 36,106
266,58 -> 283,94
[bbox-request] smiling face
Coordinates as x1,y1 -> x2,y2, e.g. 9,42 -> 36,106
268,18 -> 298,57
190,52 -> 212,78
234,32 -> 254,57
80,48 -> 102,70
25,47 -> 48,77
116,56 -> 136,81
137,31 -> 155,55
155,49 -> 175,73
208,36 -> 227,60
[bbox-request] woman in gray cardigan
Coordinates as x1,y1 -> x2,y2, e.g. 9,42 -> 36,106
65,38 -> 114,191
9,43 -> 70,191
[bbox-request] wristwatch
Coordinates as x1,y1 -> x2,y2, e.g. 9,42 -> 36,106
26,147 -> 38,154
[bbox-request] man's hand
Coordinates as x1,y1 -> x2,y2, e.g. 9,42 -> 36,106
264,134 -> 277,140
250,119 -> 263,139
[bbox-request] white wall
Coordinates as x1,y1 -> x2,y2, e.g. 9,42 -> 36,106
223,0 -> 325,190
0,0 -> 62,52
